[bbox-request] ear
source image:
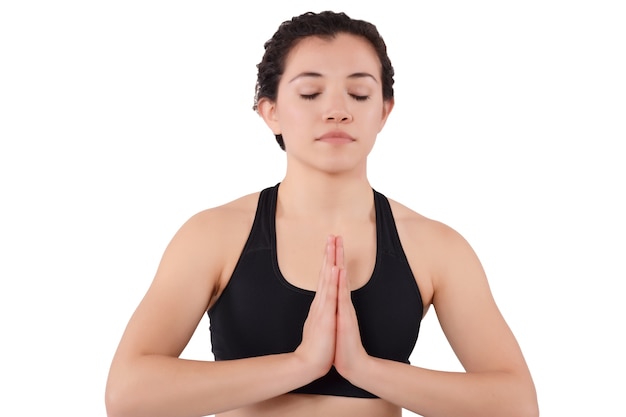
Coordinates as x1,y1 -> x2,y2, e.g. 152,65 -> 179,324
257,97 -> 281,135
378,98 -> 395,132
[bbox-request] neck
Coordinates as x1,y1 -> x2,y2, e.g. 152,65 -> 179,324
277,170 -> 373,222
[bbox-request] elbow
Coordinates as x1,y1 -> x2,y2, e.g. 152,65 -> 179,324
511,388 -> 539,417
515,403 -> 539,417
105,377 -> 139,417
105,384 -> 127,417
522,398 -> 540,417
493,374 -> 539,417
523,381 -> 539,417
487,397 -> 538,417
507,370 -> 539,417
516,403 -> 539,417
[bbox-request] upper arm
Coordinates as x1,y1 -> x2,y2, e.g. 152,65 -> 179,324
429,223 -> 531,375
110,210 -> 225,362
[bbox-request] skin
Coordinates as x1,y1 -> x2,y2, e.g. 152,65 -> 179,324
105,33 -> 539,417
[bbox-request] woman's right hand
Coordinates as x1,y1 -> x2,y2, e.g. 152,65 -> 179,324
294,235 -> 343,378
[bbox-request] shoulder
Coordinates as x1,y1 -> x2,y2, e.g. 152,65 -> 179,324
157,189 -> 262,274
153,190 -> 263,307
386,197 -> 483,299
175,190 -> 261,253
386,197 -> 468,252
192,191 -> 261,228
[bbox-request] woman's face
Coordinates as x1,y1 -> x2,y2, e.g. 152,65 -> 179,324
259,33 -> 393,174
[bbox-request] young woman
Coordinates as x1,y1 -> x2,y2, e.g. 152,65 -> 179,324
105,11 -> 538,417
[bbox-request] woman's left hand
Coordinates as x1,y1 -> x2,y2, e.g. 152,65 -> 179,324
332,236 -> 369,379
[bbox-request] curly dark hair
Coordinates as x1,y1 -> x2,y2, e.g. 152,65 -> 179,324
253,11 -> 395,150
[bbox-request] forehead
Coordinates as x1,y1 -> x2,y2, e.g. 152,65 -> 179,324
283,33 -> 381,78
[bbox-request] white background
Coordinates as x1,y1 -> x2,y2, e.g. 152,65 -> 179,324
1,1 -> 624,416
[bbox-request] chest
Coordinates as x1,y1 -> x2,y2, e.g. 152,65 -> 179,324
209,241 -> 423,363
275,219 -> 376,291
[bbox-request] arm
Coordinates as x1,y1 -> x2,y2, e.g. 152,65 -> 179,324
335,221 -> 538,417
105,210 -> 339,417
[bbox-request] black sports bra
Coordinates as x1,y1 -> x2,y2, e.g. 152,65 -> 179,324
207,183 -> 423,398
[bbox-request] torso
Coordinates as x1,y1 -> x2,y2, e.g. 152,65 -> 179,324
217,394 -> 402,417
203,186 -> 437,416
275,194 -> 377,292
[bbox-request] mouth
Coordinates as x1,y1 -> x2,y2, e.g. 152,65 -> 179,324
316,131 -> 355,144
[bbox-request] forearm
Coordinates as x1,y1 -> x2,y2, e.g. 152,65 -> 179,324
347,357 -> 538,417
105,353 -> 318,417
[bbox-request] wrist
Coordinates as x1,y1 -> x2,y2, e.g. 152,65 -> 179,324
290,350 -> 332,382
337,351 -> 373,384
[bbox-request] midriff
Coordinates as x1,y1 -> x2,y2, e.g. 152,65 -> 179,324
217,393 -> 401,417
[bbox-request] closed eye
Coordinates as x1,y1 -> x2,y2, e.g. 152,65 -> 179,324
301,93 -> 370,101
300,93 -> 320,100
350,94 -> 370,102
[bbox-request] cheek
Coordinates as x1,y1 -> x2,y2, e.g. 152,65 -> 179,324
279,101 -> 314,128
362,106 -> 386,128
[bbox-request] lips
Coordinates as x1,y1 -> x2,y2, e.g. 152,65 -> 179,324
317,131 -> 355,143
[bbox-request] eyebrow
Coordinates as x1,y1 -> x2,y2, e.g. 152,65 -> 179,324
288,72 -> 379,83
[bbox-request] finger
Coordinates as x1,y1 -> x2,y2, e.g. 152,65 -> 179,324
329,265 -> 340,304
316,236 -> 333,286
315,236 -> 337,302
335,266 -> 366,377
327,234 -> 336,267
338,267 -> 360,328
335,235 -> 344,269
337,267 -> 350,312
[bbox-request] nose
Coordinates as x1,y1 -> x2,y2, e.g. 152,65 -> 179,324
323,92 -> 353,123
326,109 -> 352,123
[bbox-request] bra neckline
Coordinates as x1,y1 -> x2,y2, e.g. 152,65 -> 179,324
268,183 -> 382,296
